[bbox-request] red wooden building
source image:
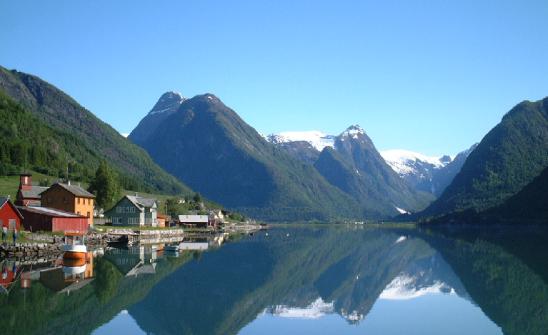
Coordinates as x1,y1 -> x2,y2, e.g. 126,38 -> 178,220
0,197 -> 23,231
18,206 -> 88,233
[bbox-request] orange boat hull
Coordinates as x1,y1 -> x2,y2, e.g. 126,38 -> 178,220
63,251 -> 87,261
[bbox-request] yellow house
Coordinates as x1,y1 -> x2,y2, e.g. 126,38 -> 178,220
41,182 -> 95,226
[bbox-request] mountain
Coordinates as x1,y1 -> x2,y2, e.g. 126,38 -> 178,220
266,126 -> 433,217
381,149 -> 452,194
265,131 -> 333,164
491,166 -> 548,223
420,97 -> 548,218
313,126 -> 433,217
429,144 -> 478,196
0,66 -> 190,195
131,93 -> 362,221
381,144 -> 477,196
129,91 -> 185,146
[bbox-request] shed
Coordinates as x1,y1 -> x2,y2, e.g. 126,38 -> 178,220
0,197 -> 23,231
178,215 -> 210,228
18,206 -> 89,233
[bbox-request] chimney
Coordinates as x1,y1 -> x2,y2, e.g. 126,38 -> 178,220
20,174 -> 32,191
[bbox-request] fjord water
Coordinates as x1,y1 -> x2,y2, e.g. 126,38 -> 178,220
1,226 -> 547,335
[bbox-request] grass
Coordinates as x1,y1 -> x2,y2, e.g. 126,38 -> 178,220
0,171 -> 57,200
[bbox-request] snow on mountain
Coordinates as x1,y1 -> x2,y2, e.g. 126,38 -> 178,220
265,131 -> 335,151
266,298 -> 334,319
379,273 -> 455,300
380,149 -> 450,176
148,91 -> 185,115
340,124 -> 366,139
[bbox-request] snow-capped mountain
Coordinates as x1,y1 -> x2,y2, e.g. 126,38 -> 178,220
268,125 -> 431,217
380,145 -> 477,196
379,274 -> 455,300
266,127 -> 476,198
265,131 -> 335,151
265,298 -> 334,319
380,149 -> 451,176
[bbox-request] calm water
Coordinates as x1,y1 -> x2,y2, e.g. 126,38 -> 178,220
1,225 -> 547,335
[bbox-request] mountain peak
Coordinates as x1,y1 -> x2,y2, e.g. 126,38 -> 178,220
148,91 -> 185,116
340,124 -> 365,138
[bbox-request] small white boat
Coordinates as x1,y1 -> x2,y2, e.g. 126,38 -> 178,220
63,232 -> 87,260
164,245 -> 179,252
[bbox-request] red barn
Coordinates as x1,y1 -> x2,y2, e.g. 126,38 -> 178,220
0,197 -> 23,231
18,206 -> 88,233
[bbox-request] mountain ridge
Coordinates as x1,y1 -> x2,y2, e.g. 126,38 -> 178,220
0,66 -> 191,195
420,97 -> 548,218
133,93 -> 364,221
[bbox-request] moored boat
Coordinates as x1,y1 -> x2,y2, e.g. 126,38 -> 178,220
63,232 -> 87,260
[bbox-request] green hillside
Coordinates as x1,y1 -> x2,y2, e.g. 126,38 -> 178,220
0,66 -> 191,195
421,97 -> 548,218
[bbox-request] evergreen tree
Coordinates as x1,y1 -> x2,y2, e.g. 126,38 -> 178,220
89,161 -> 121,210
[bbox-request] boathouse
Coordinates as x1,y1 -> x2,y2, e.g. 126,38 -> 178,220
18,206 -> 88,233
0,197 -> 23,232
178,214 -> 211,228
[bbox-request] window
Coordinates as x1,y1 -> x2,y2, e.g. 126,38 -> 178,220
8,219 -> 16,230
87,212 -> 90,218
77,198 -> 80,205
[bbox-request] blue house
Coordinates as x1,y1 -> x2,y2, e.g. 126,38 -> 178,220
105,195 -> 158,227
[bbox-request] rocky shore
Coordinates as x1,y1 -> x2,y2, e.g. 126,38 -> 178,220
0,242 -> 62,259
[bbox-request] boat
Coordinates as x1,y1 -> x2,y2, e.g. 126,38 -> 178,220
63,232 -> 87,260
164,244 -> 179,252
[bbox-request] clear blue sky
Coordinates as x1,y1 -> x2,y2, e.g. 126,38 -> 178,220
1,1 -> 547,155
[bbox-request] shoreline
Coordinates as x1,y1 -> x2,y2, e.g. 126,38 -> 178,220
0,223 -> 265,260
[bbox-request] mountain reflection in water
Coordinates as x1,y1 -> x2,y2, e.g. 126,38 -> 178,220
0,225 -> 546,335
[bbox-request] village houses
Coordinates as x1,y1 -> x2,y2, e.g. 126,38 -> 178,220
11,174 -> 91,233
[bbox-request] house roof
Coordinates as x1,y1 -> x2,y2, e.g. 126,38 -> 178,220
20,186 -> 48,199
126,195 -> 157,209
178,215 -> 209,223
17,206 -> 86,218
0,197 -> 24,220
45,183 -> 95,198
0,197 -> 23,219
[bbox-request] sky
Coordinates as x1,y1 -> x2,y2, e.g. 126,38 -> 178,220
1,0 -> 548,156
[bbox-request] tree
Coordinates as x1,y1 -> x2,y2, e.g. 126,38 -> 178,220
165,198 -> 187,217
89,161 -> 120,210
192,192 -> 202,203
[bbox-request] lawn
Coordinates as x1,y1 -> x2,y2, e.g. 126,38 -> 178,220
0,171 -> 55,200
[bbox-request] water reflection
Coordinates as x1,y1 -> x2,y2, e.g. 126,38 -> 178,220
0,227 -> 546,335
